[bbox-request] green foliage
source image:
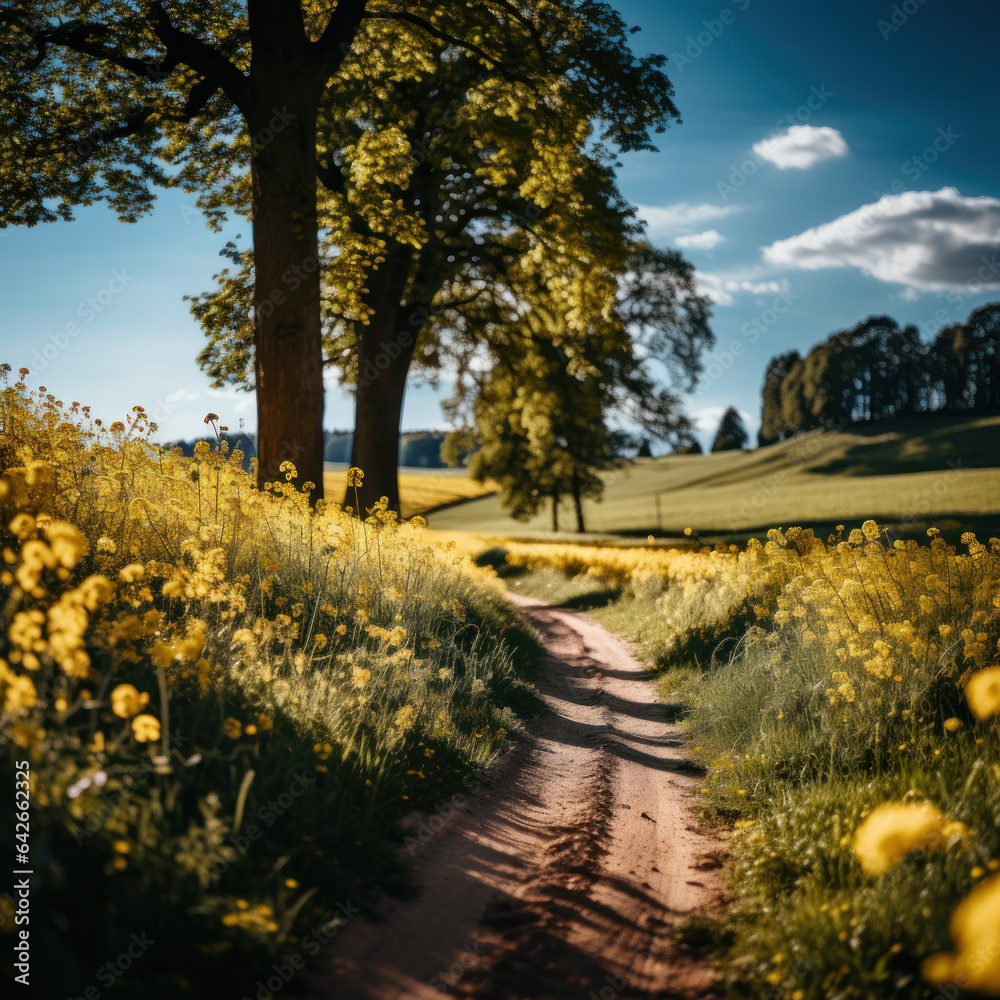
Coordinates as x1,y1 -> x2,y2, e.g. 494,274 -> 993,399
762,303 -> 1000,442
1,2 -> 687,502
444,243 -> 712,531
760,350 -> 801,446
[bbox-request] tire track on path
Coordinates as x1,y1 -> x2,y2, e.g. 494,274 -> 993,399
309,594 -> 725,999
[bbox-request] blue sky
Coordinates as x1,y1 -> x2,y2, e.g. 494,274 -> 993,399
2,0 -> 998,451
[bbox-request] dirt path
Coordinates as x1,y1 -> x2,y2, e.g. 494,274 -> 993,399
309,594 -> 725,1000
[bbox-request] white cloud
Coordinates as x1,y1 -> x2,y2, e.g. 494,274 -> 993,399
762,187 -> 1000,291
636,201 -> 741,241
675,229 -> 725,251
695,272 -> 788,307
165,388 -> 199,405
752,125 -> 849,170
691,406 -> 760,453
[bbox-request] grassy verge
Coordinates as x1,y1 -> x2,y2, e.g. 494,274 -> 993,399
0,374 -> 539,999
461,529 -> 1000,999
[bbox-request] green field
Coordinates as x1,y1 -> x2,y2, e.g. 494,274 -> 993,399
427,414 -> 1000,539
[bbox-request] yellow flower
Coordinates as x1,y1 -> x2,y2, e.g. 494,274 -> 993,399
8,513 -> 36,539
862,519 -> 880,540
922,874 -> 1000,993
118,563 -> 145,583
394,704 -> 415,731
111,683 -> 147,719
223,717 -> 242,740
347,467 -> 364,488
943,717 -> 963,732
257,713 -> 273,731
284,878 -> 298,889
351,666 -> 371,688
112,840 -> 131,854
335,623 -> 347,636
852,802 -> 962,874
965,666 -> 1000,721
150,641 -> 178,670
131,714 -> 160,743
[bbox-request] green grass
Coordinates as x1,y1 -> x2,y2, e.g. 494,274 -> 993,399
428,414 -> 1000,540
497,529 -> 1000,1000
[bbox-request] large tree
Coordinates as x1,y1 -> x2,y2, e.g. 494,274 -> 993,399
758,349 -> 800,446
1,2 -> 679,505
443,243 -> 712,532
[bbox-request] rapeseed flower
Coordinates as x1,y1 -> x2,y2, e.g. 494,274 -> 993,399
131,714 -> 161,743
922,874 -> 1000,994
852,802 -> 965,874
111,684 -> 147,719
965,666 -> 1000,720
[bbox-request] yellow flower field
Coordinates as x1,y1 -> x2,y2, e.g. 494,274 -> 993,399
0,371 -> 537,998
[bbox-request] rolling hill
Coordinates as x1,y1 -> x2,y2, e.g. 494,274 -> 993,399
426,413 -> 1000,541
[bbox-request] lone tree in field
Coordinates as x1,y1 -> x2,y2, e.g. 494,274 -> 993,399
711,406 -> 749,452
443,243 -> 712,533
1,2 -> 679,507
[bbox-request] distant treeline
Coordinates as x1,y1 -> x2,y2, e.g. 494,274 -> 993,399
163,429 -> 457,469
759,302 -> 999,445
323,430 -> 456,467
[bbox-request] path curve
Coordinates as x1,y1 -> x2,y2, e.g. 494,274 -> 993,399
309,594 -> 724,999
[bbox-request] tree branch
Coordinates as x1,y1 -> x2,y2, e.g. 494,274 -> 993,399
71,106 -> 157,164
0,5 -> 249,118
436,288 -> 486,311
146,2 -> 250,117
314,0 -> 367,78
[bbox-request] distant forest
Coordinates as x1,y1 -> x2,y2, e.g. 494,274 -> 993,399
759,302 -> 999,445
165,430 -> 454,469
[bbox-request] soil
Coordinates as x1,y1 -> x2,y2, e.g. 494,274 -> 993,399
308,594 -> 726,999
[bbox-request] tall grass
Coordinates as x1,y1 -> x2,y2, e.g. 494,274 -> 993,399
476,526 -> 1000,998
0,371 -> 538,998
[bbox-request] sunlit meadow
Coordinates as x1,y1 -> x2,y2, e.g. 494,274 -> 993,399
0,367 -> 538,997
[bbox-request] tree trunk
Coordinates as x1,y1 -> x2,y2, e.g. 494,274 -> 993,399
347,251 -> 417,515
571,471 -> 586,533
551,491 -> 560,532
249,53 -> 326,502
